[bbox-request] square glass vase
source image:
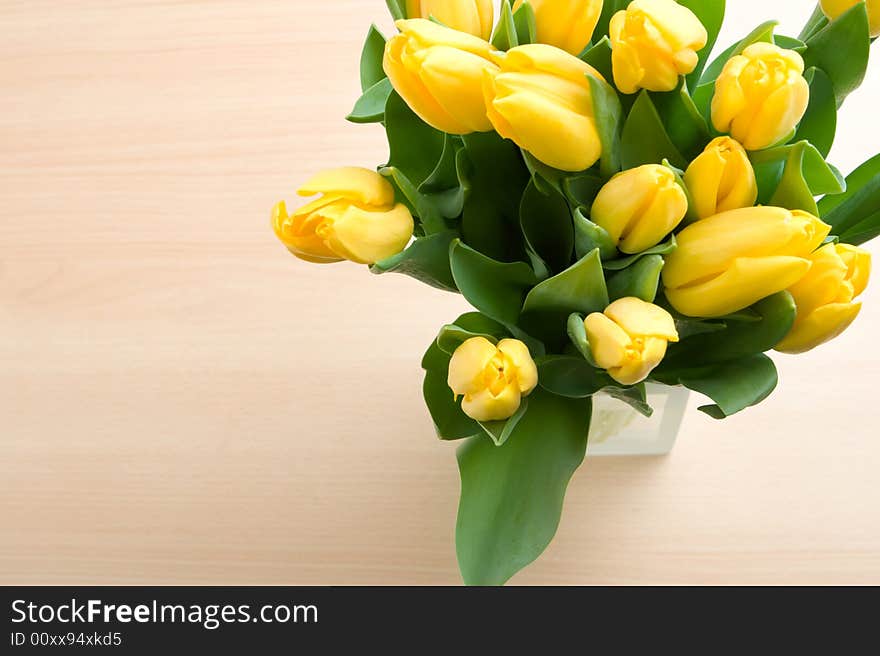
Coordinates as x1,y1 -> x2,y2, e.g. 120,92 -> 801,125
586,383 -> 690,457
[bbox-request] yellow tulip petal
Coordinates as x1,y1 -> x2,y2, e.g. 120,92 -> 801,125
666,256 -> 813,318
271,201 -> 343,263
325,203 -> 413,265
584,313 -> 632,370
821,0 -> 880,37
605,298 -> 679,342
297,167 -> 394,207
787,243 -> 849,317
618,179 -> 688,254
776,301 -> 863,354
419,46 -> 497,132
837,243 -> 872,297
462,385 -> 522,422
448,337 -> 499,396
496,339 -> 538,395
515,0 -> 603,56
609,337 -> 669,386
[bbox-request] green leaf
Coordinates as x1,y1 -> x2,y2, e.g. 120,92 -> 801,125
566,313 -> 597,366
838,210 -> 880,246
621,91 -> 687,170
589,75 -> 624,178
346,78 -> 393,124
371,231 -> 458,292
419,135 -> 471,219
573,207 -> 617,262
385,92 -> 445,186
580,37 -> 613,83
679,354 -> 779,419
521,249 -> 609,348
478,398 -> 530,447
602,236 -> 677,271
657,292 -> 797,372
794,68 -> 837,158
512,0 -> 537,45
491,0 -> 519,51
700,20 -> 777,85
461,132 -> 531,262
522,249 -> 609,317
385,0 -> 406,21
803,3 -> 870,106
521,150 -> 568,195
604,384 -> 654,418
773,34 -> 807,52
678,0 -> 726,90
449,240 -> 538,327
537,355 -> 612,398
423,367 -> 482,440
750,141 -> 845,213
359,25 -> 387,92
564,174 -> 605,208
650,80 -> 710,161
436,318 -> 506,355
520,180 -> 574,276
606,254 -> 664,302
456,390 -> 591,586
819,154 -> 880,237
380,166 -> 446,234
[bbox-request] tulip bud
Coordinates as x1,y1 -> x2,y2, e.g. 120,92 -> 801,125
820,0 -> 880,38
512,0 -> 604,56
776,243 -> 872,354
484,44 -> 608,172
609,0 -> 709,94
384,19 -> 500,135
684,137 -> 758,220
590,164 -> 689,254
711,43 -> 810,151
447,337 -> 539,422
662,206 -> 831,318
406,0 -> 495,40
272,167 -> 414,265
584,297 -> 680,386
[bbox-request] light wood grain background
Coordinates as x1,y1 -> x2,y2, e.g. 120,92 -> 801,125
1,0 -> 879,585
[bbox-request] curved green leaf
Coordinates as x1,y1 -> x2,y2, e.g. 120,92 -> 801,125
819,154 -> 880,238
621,91 -> 687,170
449,240 -> 537,327
606,254 -> 664,302
750,141 -> 845,213
679,354 -> 779,419
573,207 -> 617,261
589,74 -> 624,179
359,25 -> 387,92
371,231 -> 458,292
423,367 -> 482,440
491,0 -> 518,51
522,249 -> 609,317
794,68 -> 837,158
512,0 -> 536,45
657,292 -> 797,372
520,180 -> 574,276
386,0 -> 406,21
478,398 -> 529,447
537,355 -> 612,398
651,80 -> 711,161
803,3 -> 870,106
347,78 -> 393,124
602,236 -> 676,271
380,166 -> 446,234
592,0 -> 629,45
566,313 -> 598,366
385,92 -> 445,186
580,37 -> 613,81
700,20 -> 777,85
456,390 -> 591,586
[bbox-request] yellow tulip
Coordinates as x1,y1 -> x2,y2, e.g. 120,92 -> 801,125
591,164 -> 688,254
447,337 -> 539,422
662,206 -> 831,317
820,0 -> 880,38
484,44 -> 607,171
776,243 -> 872,354
711,43 -> 810,151
609,0 -> 708,94
406,0 -> 495,40
684,137 -> 758,220
384,19 -> 499,135
272,167 -> 414,265
584,298 -> 680,386
512,0 -> 604,56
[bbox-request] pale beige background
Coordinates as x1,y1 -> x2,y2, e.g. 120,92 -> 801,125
1,1 -> 878,585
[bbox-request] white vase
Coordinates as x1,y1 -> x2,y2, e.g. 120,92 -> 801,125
586,384 -> 690,457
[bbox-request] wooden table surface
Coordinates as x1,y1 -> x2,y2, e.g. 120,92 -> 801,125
2,1 -> 879,585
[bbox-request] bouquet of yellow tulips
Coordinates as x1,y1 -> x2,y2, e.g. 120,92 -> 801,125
273,0 -> 878,585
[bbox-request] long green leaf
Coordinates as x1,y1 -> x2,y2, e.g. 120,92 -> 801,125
679,0 -> 726,90
621,91 -> 687,170
456,390 -> 591,586
679,354 -> 779,419
371,231 -> 458,292
520,180 -> 574,277
803,3 -> 870,106
359,25 -> 387,92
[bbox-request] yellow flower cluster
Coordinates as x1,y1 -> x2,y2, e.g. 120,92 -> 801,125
271,1 -> 874,421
